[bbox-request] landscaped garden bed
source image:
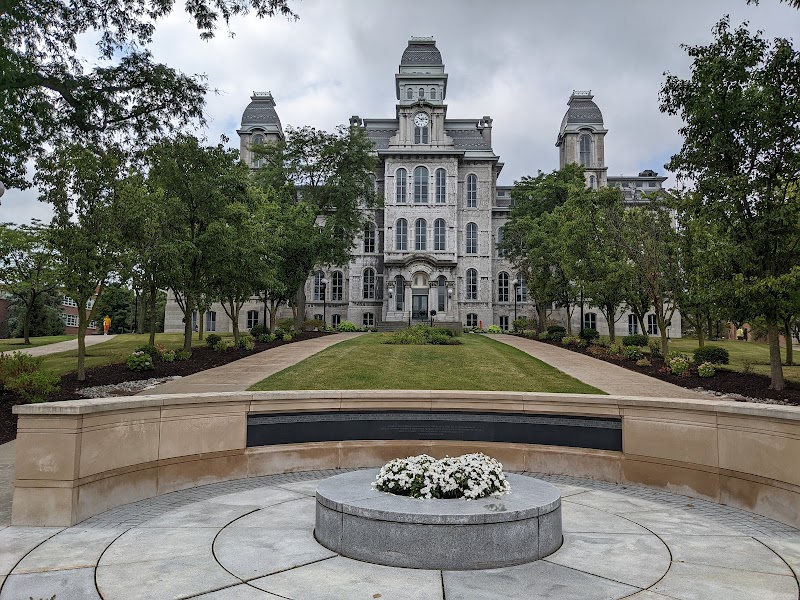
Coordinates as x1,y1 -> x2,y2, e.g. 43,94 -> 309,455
0,331 -> 331,444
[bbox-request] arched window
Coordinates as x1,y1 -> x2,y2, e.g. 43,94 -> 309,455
498,272 -> 509,302
496,226 -> 505,257
466,174 -> 477,207
406,87 -> 413,100
418,87 -> 424,98
430,87 -> 436,99
584,312 -> 597,331
466,222 -> 478,254
647,314 -> 658,335
251,133 -> 265,168
589,175 -> 596,189
396,218 -> 408,251
466,313 -> 478,328
331,271 -> 343,301
579,135 -> 591,167
363,312 -> 375,327
415,218 -> 427,251
313,270 -> 326,301
395,168 -> 407,203
438,275 -> 447,311
313,314 -> 323,321
368,173 -> 377,191
515,274 -> 528,302
363,222 -> 376,253
434,218 -> 446,251
363,268 -> 376,299
395,275 -> 405,311
466,268 -> 478,300
246,310 -> 259,330
628,314 -> 639,334
206,311 -> 217,332
435,168 -> 446,203
414,166 -> 428,203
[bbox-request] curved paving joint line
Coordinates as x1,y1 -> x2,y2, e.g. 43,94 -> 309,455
1,471 -> 798,600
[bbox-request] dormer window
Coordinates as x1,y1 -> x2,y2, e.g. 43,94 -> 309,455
430,88 -> 436,100
419,87 -> 424,99
406,87 -> 413,100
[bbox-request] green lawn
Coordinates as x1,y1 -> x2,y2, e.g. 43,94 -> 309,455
37,332 -> 228,376
249,333 -> 604,393
665,338 -> 800,384
0,335 -> 76,353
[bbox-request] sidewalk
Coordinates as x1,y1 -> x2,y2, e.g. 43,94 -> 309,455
0,335 -> 117,357
485,334 -> 708,399
140,332 -> 363,394
0,440 -> 14,525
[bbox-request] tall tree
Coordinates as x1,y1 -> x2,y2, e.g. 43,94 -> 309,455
252,125 -> 379,329
0,221 -> 60,343
660,17 -> 800,390
35,141 -> 128,380
148,135 -> 251,351
1,0 -> 295,190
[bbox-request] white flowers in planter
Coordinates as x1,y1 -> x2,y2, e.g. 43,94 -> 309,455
374,453 -> 511,500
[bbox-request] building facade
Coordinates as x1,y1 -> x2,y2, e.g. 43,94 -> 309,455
164,37 -> 680,339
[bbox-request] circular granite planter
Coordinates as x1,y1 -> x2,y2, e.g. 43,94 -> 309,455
314,469 -> 562,570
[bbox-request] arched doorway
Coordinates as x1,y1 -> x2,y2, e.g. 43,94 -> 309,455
411,272 -> 429,320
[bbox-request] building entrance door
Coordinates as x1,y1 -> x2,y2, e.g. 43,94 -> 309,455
412,294 -> 428,320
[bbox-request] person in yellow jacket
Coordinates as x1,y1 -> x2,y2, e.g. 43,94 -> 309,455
103,315 -> 111,335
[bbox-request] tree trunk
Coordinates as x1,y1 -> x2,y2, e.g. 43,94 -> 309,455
637,314 -> 646,336
148,285 -> 157,347
603,305 -> 616,343
767,318 -> 785,391
198,311 -> 205,341
77,316 -> 87,381
696,316 -> 705,347
536,303 -> 547,333
263,292 -> 269,332
295,287 -> 306,331
784,318 -> 794,366
269,300 -> 279,333
232,311 -> 240,344
182,296 -> 193,352
22,296 -> 33,345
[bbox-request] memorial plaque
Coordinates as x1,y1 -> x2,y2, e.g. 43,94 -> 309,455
246,411 -> 622,451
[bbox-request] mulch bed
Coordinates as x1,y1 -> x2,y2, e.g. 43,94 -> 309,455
0,331 -> 331,445
535,337 -> 800,406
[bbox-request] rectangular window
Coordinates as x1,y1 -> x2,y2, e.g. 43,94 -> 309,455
247,310 -> 259,329
435,169 -> 446,203
206,311 -> 217,332
62,296 -> 77,307
332,314 -> 341,328
583,313 -> 597,331
332,272 -> 343,301
362,312 -> 374,327
65,314 -> 78,327
648,182 -> 656,188
499,316 -> 509,331
466,313 -> 478,328
628,314 -> 639,335
647,314 -> 658,335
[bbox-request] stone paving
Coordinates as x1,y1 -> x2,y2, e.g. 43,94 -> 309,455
486,334 -> 709,399
1,470 -> 798,599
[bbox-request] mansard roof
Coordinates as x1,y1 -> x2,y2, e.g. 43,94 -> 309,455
401,37 -> 443,66
241,92 -> 282,128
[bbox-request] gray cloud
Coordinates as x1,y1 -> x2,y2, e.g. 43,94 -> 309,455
3,0 -> 799,225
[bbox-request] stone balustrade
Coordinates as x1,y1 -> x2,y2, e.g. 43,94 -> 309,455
12,390 -> 800,528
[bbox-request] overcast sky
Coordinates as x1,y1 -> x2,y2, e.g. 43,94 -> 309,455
3,0 -> 800,225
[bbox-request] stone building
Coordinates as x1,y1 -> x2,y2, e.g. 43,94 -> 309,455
164,37 -> 680,339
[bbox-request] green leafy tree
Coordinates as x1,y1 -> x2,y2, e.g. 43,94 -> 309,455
252,125 -> 379,329
147,135 -> 251,351
35,142 -> 129,380
6,290 -> 65,338
0,221 -> 60,343
93,284 -> 135,334
660,17 -> 800,390
1,0 -> 295,189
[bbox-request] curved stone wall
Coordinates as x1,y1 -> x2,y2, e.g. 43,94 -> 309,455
12,390 -> 800,528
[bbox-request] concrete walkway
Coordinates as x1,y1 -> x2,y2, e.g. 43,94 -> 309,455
0,335 -> 117,357
486,334 -> 708,399
0,441 -> 12,526
142,333 -> 363,395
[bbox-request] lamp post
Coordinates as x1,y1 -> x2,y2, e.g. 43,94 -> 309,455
447,286 -> 454,314
320,278 -> 328,325
512,279 -> 519,322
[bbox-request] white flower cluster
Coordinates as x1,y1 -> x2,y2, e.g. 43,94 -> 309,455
374,453 -> 511,500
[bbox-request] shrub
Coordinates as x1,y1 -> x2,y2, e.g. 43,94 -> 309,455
636,358 -> 652,367
205,333 -> 222,348
427,332 -> 453,345
623,345 -> 644,361
547,325 -> 566,341
669,356 -> 690,375
127,351 -> 154,372
693,345 -> 729,365
175,349 -> 192,361
213,340 -> 234,353
134,344 -> 162,361
161,350 -> 176,363
648,340 -> 663,359
587,345 -> 608,357
562,335 -> 581,347
580,328 -> 600,342
430,327 -> 455,337
303,318 -> 325,331
607,343 -> 623,356
667,350 -> 691,362
538,332 -> 549,341
282,333 -> 293,342
622,334 -> 649,347
0,352 -> 43,390
277,317 -> 295,331
698,362 -> 716,377
513,317 -> 534,332
238,336 -> 255,350
6,370 -> 59,403
273,326 -> 287,338
486,325 -> 503,334
258,333 -> 275,343
250,324 -> 267,337
337,321 -> 358,332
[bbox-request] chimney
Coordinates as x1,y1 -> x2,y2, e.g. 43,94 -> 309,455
479,116 -> 493,145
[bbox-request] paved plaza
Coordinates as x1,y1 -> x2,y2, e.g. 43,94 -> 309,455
1,470 -> 798,599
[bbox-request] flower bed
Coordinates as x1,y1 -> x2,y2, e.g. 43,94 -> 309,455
374,452 -> 510,500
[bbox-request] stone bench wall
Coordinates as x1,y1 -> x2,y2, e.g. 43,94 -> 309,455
12,390 -> 800,528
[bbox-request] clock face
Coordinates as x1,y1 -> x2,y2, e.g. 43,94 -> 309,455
414,112 -> 429,128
